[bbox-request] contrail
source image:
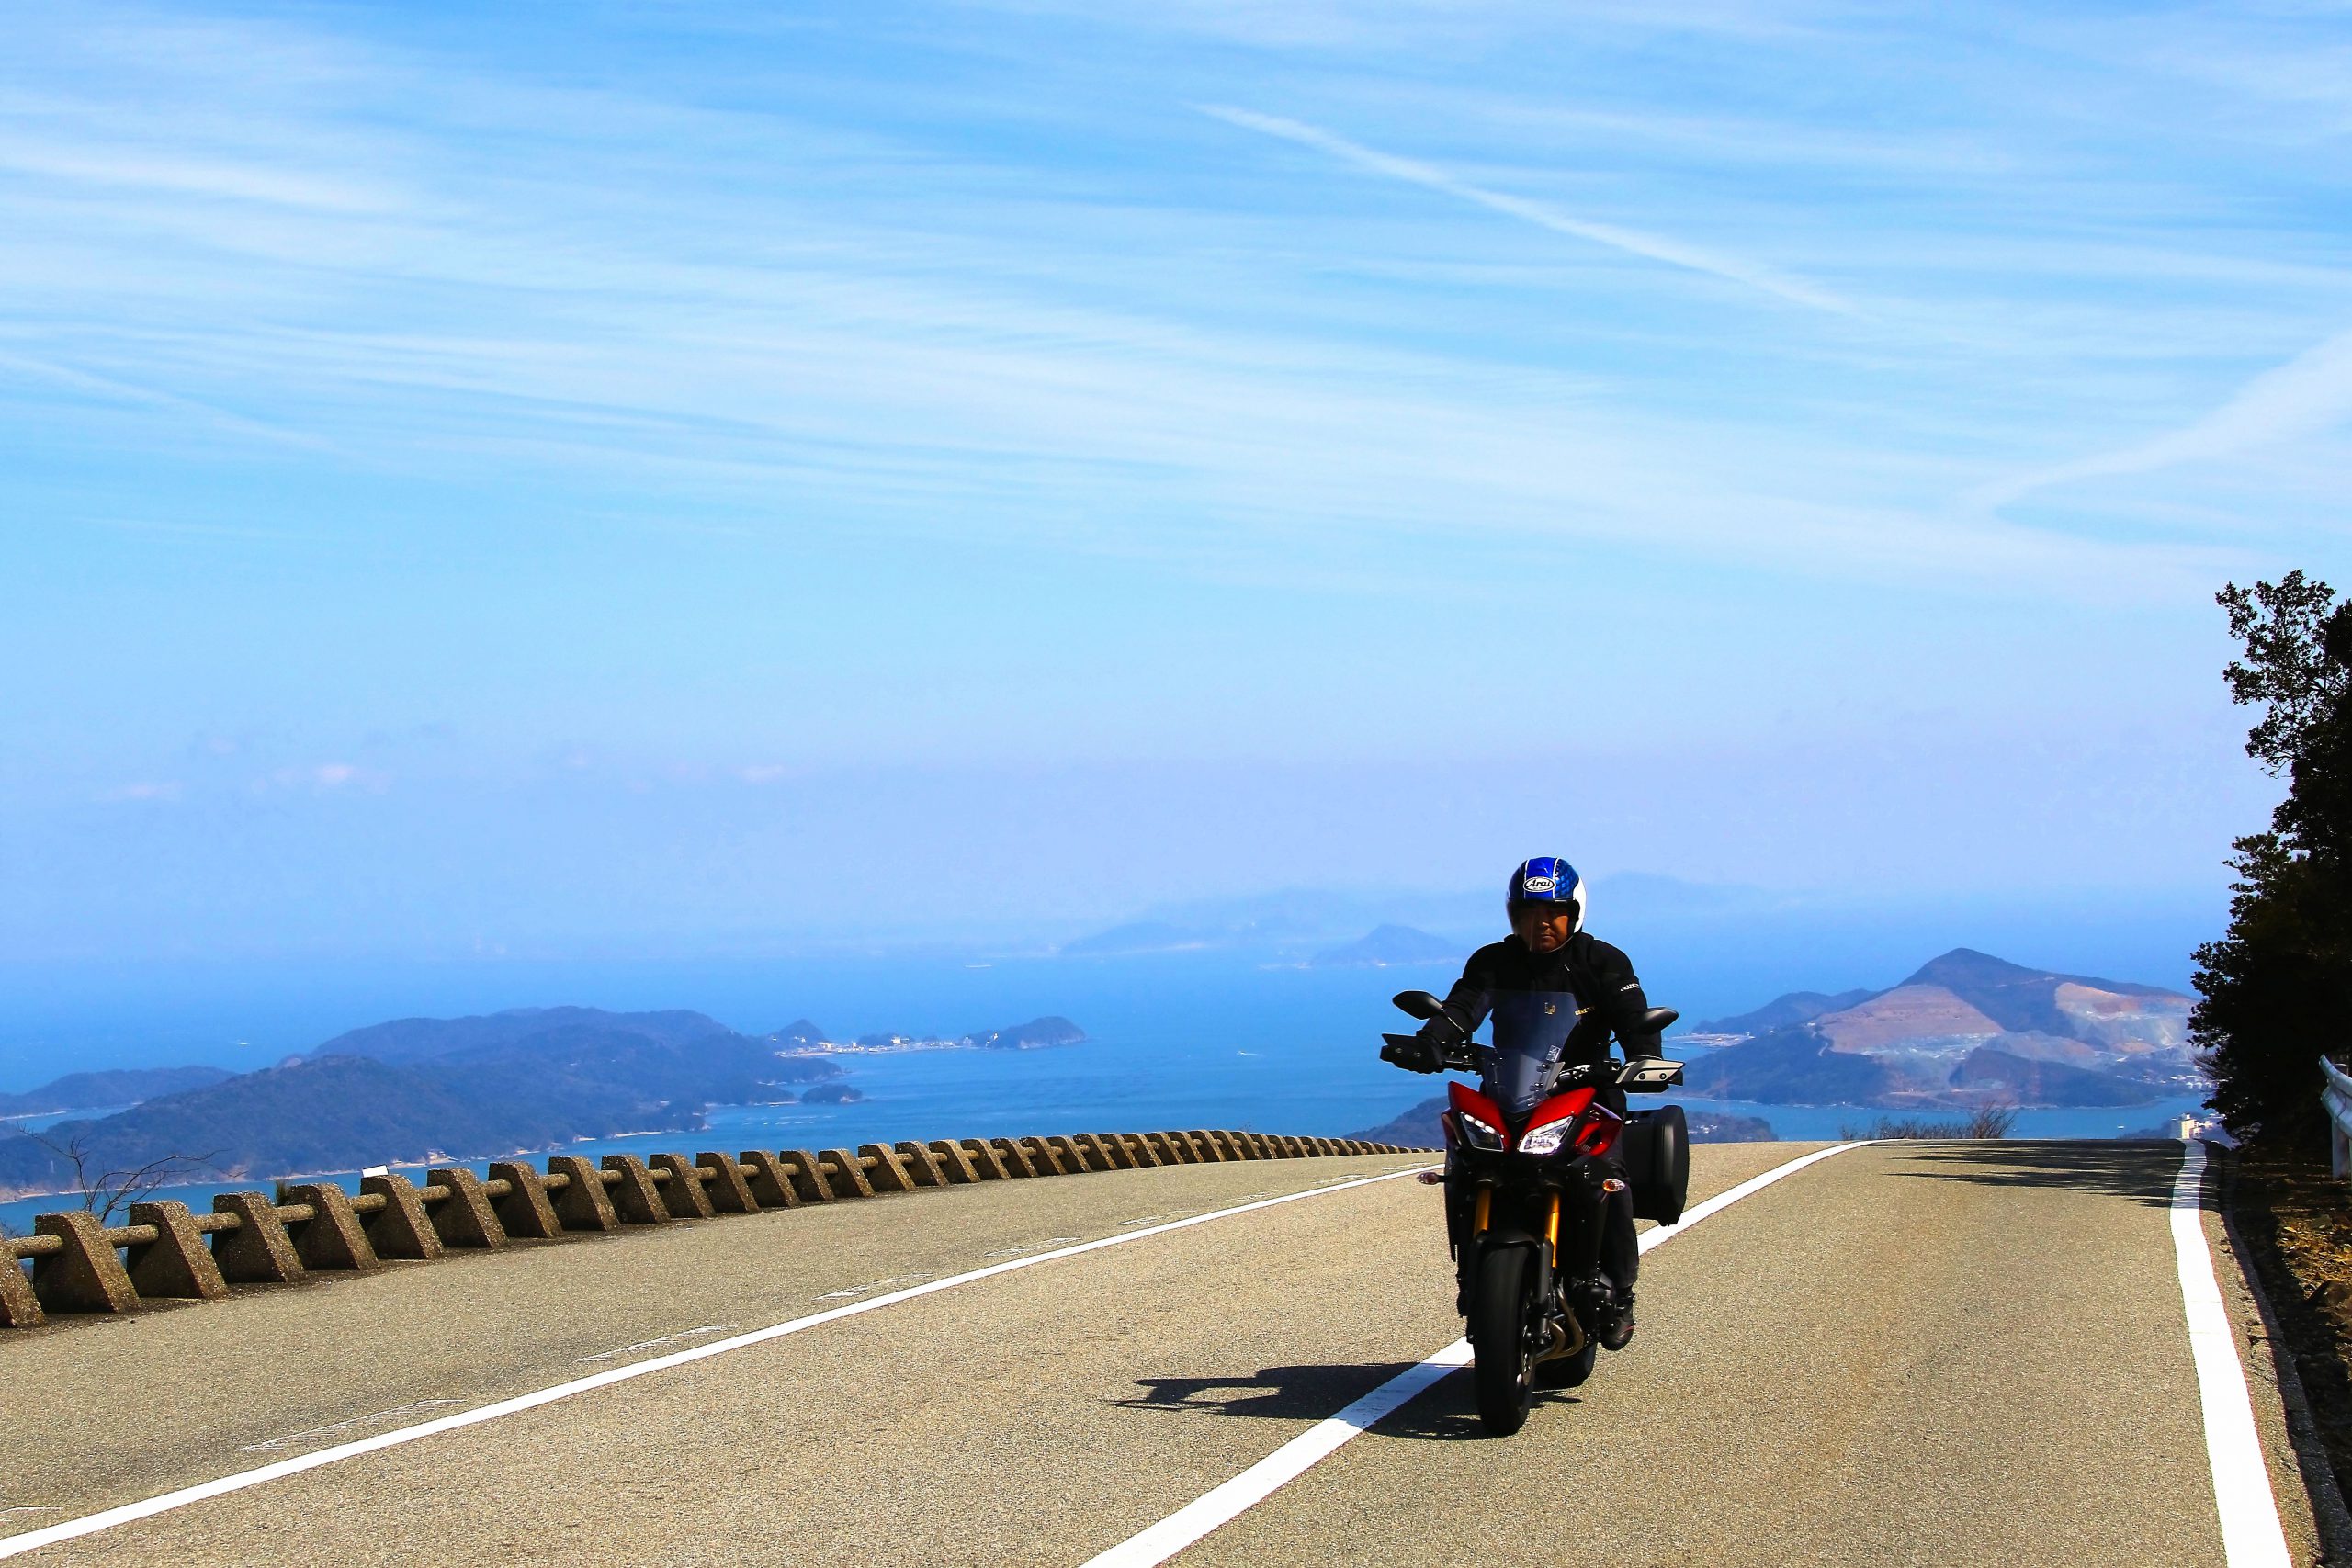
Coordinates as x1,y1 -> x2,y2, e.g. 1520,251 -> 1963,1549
1974,321 -> 2352,511
1203,105 -> 1859,318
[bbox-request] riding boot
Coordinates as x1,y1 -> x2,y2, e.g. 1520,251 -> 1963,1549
1600,1287 -> 1636,1351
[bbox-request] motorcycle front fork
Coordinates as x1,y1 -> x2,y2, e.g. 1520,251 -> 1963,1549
1453,1184 -> 1611,1330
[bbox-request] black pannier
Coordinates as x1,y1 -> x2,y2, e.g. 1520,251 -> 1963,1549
1620,1104 -> 1690,1225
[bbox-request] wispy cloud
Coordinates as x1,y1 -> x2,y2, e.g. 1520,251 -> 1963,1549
1200,105 -> 1860,317
1977,323 -> 2352,510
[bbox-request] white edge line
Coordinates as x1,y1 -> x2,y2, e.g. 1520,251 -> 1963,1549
2172,1139 -> 2292,1568
0,1165 -> 1432,1560
1080,1141 -> 1870,1568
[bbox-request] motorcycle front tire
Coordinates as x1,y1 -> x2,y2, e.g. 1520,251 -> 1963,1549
1469,1245 -> 1535,1435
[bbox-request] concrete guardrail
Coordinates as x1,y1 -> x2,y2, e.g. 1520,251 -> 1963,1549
0,1130 -> 1411,1331
2324,1055 -> 2352,1180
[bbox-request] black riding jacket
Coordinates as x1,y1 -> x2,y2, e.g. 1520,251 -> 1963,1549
1441,931 -> 1662,1070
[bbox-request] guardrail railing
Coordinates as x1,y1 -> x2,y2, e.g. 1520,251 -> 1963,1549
0,1129 -> 1409,1331
2324,1055 -> 2352,1180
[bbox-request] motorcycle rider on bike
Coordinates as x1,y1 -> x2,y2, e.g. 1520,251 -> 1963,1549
1390,857 -> 1659,1350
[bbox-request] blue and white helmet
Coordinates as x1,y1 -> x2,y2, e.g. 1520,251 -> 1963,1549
1508,856 -> 1586,933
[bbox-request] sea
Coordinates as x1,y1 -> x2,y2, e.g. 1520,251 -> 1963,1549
0,952 -> 2208,1237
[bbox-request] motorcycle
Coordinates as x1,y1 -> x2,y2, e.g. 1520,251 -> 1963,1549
1381,987 -> 1690,1435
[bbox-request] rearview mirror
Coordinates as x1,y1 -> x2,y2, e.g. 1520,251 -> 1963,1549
1392,990 -> 1448,1021
1637,1007 -> 1679,1035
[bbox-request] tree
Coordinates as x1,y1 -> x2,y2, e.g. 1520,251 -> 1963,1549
20,1130 -> 220,1225
2194,571 -> 2352,1152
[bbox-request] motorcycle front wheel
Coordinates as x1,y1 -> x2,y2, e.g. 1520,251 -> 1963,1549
1468,1245 -> 1534,1435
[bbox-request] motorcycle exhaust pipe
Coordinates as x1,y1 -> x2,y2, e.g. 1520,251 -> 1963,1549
1536,1311 -> 1587,1362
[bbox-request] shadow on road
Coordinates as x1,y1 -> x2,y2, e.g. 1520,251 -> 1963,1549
1114,1363 -> 1567,1440
1886,1140 -> 2179,1207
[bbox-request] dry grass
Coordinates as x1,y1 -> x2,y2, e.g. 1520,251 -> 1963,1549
2226,1150 -> 2352,1500
1838,1107 -> 2018,1140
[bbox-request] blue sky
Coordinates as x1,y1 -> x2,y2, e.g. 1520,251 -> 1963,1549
2,0 -> 2345,966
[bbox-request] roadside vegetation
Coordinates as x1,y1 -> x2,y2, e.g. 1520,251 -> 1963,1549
1838,1108 -> 2016,1140
2193,571 -> 2352,1153
2197,571 -> 2352,1510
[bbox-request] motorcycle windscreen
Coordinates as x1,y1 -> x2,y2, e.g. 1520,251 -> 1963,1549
1483,989 -> 1584,1120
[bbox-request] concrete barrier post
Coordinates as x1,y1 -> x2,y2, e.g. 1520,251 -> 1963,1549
1201,1130 -> 1240,1160
1045,1134 -> 1091,1172
1118,1134 -> 1161,1168
1083,1134 -> 1137,1170
487,1162 -> 565,1237
426,1168 -> 512,1247
210,1192 -> 304,1283
601,1156 -> 672,1224
546,1156 -> 619,1231
0,1256 -> 40,1327
694,1153 -> 760,1213
921,1140 -> 983,1184
740,1151 -> 803,1208
31,1211 -> 141,1313
989,1137 -> 1041,1177
816,1149 -> 876,1199
649,1154 -> 717,1218
1144,1132 -> 1189,1164
784,1150 -> 844,1202
953,1138 -> 1010,1179
857,1144 -> 918,1194
358,1173 -> 444,1259
1015,1136 -> 1066,1175
125,1201 -> 230,1300
277,1183 -> 381,1271
890,1141 -> 949,1188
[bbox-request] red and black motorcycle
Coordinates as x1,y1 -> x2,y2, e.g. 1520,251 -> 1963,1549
1383,988 -> 1690,1435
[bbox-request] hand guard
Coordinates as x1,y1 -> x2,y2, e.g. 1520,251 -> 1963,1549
1378,1033 -> 1444,1074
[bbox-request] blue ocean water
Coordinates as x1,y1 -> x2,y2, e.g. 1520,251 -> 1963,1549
0,971 -> 2206,1238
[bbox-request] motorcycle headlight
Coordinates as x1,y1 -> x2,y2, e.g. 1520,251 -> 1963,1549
1517,1121 -> 1570,1156
1456,1111 -> 1505,1149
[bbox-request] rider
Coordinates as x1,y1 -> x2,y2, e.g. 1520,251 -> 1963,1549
1394,856 -> 1659,1349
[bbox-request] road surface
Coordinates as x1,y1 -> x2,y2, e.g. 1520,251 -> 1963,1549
0,1140 -> 2323,1564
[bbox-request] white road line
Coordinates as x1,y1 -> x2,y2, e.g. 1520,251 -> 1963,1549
2172,1139 -> 2291,1568
1081,1142 -> 1867,1568
573,1325 -> 734,1365
239,1402 -> 462,1453
0,1164 -> 1430,1561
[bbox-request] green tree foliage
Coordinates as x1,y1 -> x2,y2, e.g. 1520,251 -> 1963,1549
2195,571 -> 2352,1152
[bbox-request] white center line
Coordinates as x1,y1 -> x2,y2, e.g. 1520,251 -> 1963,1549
0,1163 -> 1430,1561
2170,1139 -> 2291,1568
1080,1142 -> 1869,1568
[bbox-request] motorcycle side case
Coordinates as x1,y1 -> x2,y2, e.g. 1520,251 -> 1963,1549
1620,1104 -> 1690,1224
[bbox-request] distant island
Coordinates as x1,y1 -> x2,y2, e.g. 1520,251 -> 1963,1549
0,1007 -> 842,1201
1307,925 -> 1459,969
0,1065 -> 234,1122
1681,948 -> 2199,1111
770,1015 -> 1087,1056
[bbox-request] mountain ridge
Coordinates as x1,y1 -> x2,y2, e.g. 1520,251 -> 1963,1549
0,1007 -> 840,1201
1681,947 -> 2195,1111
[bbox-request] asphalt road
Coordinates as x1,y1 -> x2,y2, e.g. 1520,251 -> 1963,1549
0,1140 -> 2322,1565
